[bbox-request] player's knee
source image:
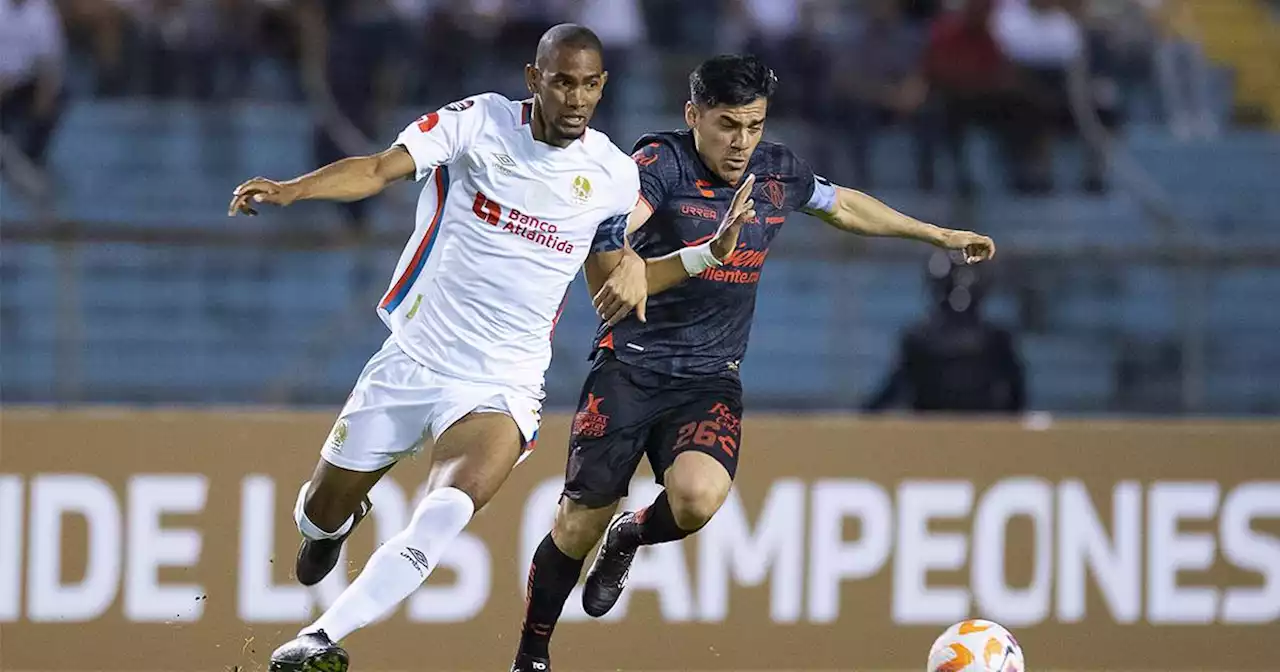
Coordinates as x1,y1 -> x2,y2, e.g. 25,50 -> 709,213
665,478 -> 729,531
665,452 -> 732,530
552,497 -> 617,559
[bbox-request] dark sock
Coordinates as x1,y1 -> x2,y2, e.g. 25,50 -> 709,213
622,491 -> 692,547
518,534 -> 584,659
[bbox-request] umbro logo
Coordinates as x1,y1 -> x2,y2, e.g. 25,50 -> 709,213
401,547 -> 430,576
492,153 -> 519,176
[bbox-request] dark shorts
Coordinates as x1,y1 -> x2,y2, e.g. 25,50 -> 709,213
561,351 -> 743,508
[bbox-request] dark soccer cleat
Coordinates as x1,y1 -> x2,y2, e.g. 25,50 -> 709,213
582,511 -> 639,618
510,653 -> 551,672
268,630 -> 349,672
296,497 -> 372,586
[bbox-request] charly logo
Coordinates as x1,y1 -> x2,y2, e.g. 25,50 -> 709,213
571,175 -> 593,204
326,419 -> 349,453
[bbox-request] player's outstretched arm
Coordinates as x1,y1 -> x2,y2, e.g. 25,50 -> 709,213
228,146 -> 416,216
811,186 -> 995,264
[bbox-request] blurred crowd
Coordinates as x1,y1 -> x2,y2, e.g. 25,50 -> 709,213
2,0 -> 1223,198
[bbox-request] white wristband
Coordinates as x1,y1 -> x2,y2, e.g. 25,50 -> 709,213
679,242 -> 724,276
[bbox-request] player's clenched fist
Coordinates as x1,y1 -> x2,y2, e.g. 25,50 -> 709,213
228,177 -> 299,216
593,249 -> 648,326
710,173 -> 756,261
941,229 -> 996,264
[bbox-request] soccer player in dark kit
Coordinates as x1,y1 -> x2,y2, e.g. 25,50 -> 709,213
510,54 -> 996,672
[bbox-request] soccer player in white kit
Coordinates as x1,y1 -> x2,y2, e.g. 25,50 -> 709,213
227,25 -> 648,672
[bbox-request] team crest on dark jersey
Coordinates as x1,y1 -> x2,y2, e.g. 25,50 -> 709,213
763,179 -> 786,209
444,99 -> 475,112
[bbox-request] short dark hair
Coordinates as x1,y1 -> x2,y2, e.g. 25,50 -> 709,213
689,54 -> 778,108
535,23 -> 604,68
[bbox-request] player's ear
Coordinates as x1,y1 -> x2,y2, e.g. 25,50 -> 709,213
524,64 -> 539,95
684,101 -> 698,129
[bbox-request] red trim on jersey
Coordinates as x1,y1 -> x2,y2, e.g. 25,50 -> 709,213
380,169 -> 447,310
548,287 -> 571,342
682,232 -> 716,247
521,102 -> 532,125
598,332 -> 615,350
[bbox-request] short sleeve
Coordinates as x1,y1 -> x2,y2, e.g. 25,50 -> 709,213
631,140 -> 680,212
590,159 -> 641,254
590,214 -> 628,253
782,147 -> 819,212
766,143 -> 836,217
393,95 -> 493,181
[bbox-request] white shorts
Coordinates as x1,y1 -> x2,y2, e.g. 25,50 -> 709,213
319,337 -> 544,473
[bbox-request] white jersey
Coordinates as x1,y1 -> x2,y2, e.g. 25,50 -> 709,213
379,93 -> 640,389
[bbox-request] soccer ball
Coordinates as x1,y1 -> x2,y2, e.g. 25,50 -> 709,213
927,619 -> 1024,672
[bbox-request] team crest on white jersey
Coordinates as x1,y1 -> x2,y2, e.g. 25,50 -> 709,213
571,175 -> 593,204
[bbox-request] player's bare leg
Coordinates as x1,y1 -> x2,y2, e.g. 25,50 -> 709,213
512,498 -> 619,672
552,497 -> 621,557
293,460 -> 392,586
270,412 -> 524,672
582,451 -> 731,617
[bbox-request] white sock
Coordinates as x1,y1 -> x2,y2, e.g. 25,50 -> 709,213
300,486 -> 475,642
294,481 -> 354,540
